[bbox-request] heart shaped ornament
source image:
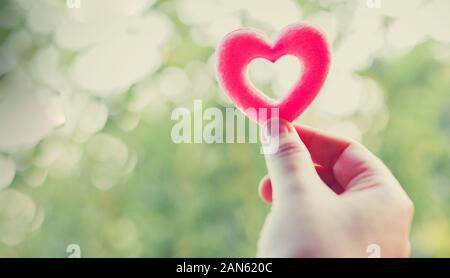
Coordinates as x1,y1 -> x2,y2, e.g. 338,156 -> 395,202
217,24 -> 330,123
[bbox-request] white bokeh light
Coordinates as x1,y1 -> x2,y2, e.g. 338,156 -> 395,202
177,0 -> 302,46
30,46 -> 68,93
0,70 -> 65,153
0,29 -> 32,76
158,67 -> 192,103
0,190 -> 37,246
314,71 -> 362,118
0,155 -> 15,190
86,134 -> 129,190
248,55 -> 302,101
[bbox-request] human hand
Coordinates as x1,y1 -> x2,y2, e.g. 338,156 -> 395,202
257,118 -> 414,258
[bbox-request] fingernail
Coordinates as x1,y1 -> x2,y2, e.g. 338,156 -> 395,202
261,118 -> 291,140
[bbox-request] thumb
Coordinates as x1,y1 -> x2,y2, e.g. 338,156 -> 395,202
260,118 -> 326,201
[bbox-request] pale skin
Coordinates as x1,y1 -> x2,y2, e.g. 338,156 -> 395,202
257,118 -> 414,258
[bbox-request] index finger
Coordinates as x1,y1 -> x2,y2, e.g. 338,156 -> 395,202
294,124 -> 352,170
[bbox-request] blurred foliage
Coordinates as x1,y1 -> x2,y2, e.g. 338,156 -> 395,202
0,0 -> 449,257
366,41 -> 450,256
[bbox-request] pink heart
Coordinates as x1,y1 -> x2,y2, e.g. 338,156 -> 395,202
217,24 -> 330,123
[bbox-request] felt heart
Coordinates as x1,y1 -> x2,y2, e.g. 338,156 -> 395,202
217,24 -> 330,123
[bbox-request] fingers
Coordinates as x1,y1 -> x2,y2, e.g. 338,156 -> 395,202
315,164 -> 344,194
293,124 -> 352,170
260,118 -> 328,201
333,141 -> 394,191
258,125 -> 350,202
259,165 -> 343,203
295,126 -> 403,194
260,120 -> 402,199
258,175 -> 272,203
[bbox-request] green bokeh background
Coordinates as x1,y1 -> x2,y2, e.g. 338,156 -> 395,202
0,0 -> 450,257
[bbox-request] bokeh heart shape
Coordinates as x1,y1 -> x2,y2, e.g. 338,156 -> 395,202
217,24 -> 330,123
